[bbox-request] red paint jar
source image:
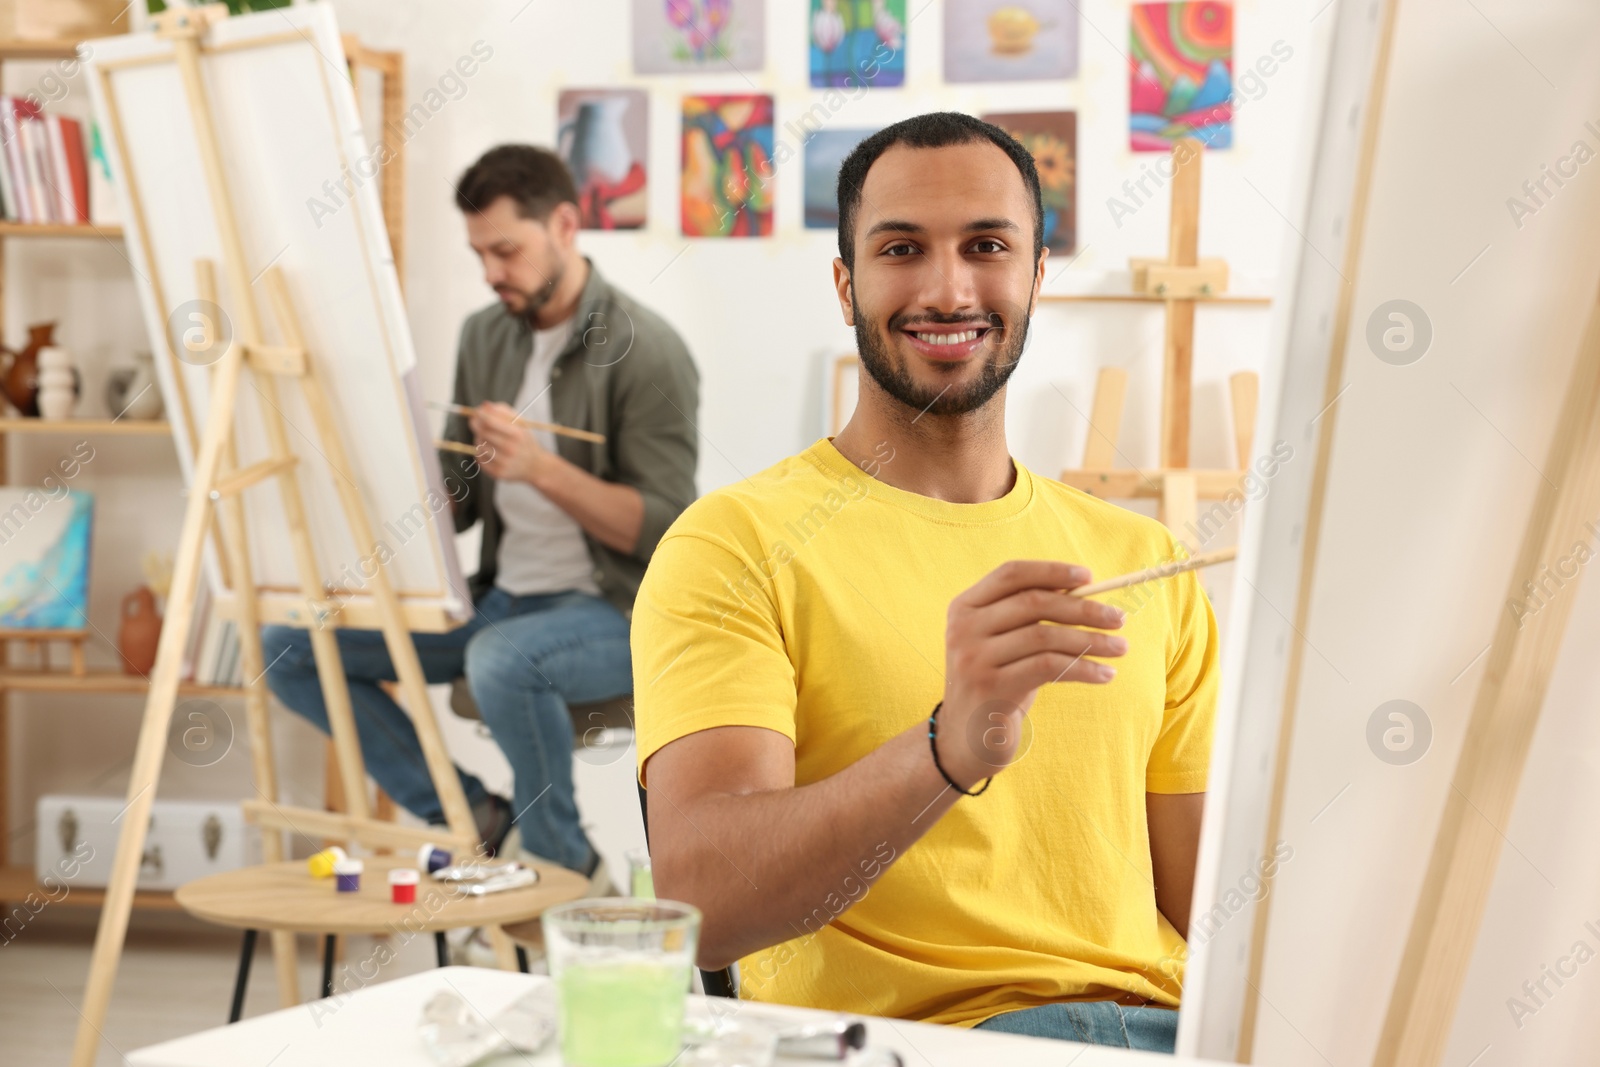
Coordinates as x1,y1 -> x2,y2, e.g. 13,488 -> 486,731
389,867 -> 419,904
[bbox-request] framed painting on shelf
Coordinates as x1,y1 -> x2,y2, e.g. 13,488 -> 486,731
0,489 -> 93,629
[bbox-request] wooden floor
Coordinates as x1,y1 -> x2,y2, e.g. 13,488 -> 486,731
0,904 -> 456,1065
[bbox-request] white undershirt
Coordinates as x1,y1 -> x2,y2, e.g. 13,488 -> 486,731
493,318 -> 601,598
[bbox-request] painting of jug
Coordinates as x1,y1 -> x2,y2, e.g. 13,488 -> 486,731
557,89 -> 648,230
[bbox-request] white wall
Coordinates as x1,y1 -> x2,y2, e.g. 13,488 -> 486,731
4,0 -> 1314,906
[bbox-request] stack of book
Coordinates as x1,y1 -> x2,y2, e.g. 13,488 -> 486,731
182,583 -> 244,688
0,96 -> 92,225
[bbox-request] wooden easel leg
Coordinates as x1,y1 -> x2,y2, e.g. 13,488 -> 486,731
1158,139 -> 1201,470
1161,299 -> 1195,469
225,541 -> 304,1010
1161,471 -> 1198,550
71,343 -> 248,1067
1229,371 -> 1259,469
323,738 -> 348,819
200,257 -> 302,1008
1081,366 -> 1129,470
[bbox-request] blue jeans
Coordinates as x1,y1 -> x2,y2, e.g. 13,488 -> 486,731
976,1002 -> 1178,1052
261,587 -> 632,872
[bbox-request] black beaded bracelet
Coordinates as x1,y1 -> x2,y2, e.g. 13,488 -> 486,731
927,702 -> 991,797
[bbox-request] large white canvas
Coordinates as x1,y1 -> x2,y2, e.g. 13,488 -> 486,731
1183,1 -> 1600,1064
83,4 -> 469,627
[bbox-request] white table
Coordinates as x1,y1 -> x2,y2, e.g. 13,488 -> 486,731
128,966 -> 1231,1066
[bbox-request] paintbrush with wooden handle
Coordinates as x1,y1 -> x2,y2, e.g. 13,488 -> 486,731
1071,546 -> 1238,597
429,400 -> 606,444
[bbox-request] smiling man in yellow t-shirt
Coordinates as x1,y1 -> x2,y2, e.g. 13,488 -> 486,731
632,112 -> 1219,1053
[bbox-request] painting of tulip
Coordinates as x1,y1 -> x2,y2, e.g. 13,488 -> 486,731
681,94 -> 775,237
981,110 -> 1076,255
558,89 -> 649,230
634,0 -> 766,75
810,0 -> 905,88
1130,1 -> 1233,151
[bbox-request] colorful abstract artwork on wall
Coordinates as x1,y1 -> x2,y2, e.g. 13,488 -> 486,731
633,0 -> 766,75
803,128 -> 876,230
558,90 -> 649,230
681,94 -> 775,237
0,490 -> 92,629
945,1 -> 1078,83
1130,1 -> 1233,151
982,110 -> 1076,255
810,0 -> 906,88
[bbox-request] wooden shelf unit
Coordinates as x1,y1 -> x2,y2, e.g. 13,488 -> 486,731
0,669 -> 242,699
0,416 -> 168,435
0,862 -> 185,911
0,39 -> 84,61
0,221 -> 123,238
0,38 -> 193,915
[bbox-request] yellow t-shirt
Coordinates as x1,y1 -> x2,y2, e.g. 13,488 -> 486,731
632,438 -> 1219,1027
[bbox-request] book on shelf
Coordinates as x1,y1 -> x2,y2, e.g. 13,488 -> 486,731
0,96 -> 97,225
192,618 -> 242,689
0,95 -> 38,223
180,580 -> 211,682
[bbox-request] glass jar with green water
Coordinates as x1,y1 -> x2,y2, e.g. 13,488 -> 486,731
542,898 -> 701,1067
626,847 -> 655,899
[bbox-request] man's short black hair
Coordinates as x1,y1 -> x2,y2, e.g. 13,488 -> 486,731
836,111 -> 1043,273
454,144 -> 578,221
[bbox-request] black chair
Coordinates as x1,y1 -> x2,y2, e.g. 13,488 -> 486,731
638,783 -> 737,998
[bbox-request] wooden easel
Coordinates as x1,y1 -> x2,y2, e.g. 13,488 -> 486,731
1058,138 -> 1259,546
71,10 -> 512,1065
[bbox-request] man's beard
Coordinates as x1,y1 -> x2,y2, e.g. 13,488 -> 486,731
851,288 -> 1029,418
499,254 -> 566,323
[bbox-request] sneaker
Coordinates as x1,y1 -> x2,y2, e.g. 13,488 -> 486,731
476,794 -> 514,858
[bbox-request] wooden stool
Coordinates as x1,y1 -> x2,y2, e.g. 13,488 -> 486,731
447,678 -> 635,740
176,854 -> 588,1021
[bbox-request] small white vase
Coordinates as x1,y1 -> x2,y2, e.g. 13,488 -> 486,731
36,346 -> 77,419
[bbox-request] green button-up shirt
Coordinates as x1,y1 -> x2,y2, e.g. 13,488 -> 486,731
439,257 -> 700,619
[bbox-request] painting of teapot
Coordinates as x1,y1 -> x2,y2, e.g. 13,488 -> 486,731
557,90 -> 648,230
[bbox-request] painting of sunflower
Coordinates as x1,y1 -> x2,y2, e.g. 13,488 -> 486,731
982,110 -> 1076,255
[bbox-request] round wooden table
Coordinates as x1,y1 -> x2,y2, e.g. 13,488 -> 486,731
176,855 -> 589,1020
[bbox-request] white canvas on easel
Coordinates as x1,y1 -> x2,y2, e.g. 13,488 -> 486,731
1182,1 -> 1600,1065
85,6 -> 469,631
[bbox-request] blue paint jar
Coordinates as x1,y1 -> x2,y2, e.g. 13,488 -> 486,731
333,858 -> 363,893
417,844 -> 452,874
